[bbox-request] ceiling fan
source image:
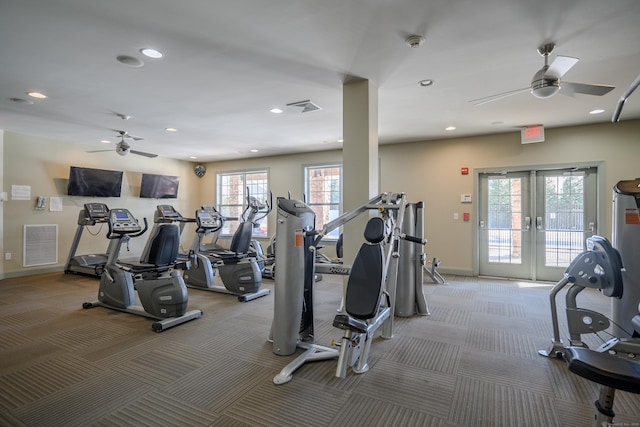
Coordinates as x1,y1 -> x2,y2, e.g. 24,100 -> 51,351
470,42 -> 615,106
88,130 -> 158,158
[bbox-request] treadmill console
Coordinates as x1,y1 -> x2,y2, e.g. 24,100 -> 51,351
79,203 -> 110,225
109,209 -> 142,233
155,204 -> 181,222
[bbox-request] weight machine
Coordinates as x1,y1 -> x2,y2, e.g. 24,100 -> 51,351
270,193 -> 427,384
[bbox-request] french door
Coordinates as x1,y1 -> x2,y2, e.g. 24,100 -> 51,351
478,167 -> 597,281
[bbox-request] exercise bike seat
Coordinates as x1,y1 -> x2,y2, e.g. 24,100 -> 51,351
564,346 -> 640,394
333,217 -> 385,332
122,223 -> 182,274
209,221 -> 255,263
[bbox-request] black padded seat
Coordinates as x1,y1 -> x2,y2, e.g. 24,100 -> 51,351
333,217 -> 386,332
122,224 -> 180,274
230,222 -> 253,254
333,314 -> 368,334
210,221 -> 255,264
143,224 -> 180,266
564,347 -> 640,394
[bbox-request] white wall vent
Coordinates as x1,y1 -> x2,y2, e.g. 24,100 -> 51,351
23,224 -> 58,267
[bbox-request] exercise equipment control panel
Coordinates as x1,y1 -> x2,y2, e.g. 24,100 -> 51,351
196,209 -> 222,229
110,209 -> 142,233
79,202 -> 110,225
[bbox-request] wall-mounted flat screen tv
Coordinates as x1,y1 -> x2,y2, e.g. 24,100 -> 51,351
67,166 -> 123,197
139,173 -> 180,199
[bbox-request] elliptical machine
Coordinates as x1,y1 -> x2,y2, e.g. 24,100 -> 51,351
83,208 -> 202,332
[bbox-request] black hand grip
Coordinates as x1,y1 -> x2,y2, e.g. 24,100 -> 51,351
130,217 -> 149,238
402,234 -> 426,245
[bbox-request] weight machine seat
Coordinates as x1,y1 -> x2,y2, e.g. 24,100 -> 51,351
333,217 -> 385,333
564,347 -> 640,394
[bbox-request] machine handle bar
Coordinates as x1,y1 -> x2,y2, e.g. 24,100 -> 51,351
106,217 -> 148,239
400,233 -> 426,245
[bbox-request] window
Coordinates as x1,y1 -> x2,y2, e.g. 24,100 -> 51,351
304,164 -> 342,238
217,170 -> 269,237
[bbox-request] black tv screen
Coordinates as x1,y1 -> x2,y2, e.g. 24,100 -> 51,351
67,166 -> 123,197
139,173 -> 180,199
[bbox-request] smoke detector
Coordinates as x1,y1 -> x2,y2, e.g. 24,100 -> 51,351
405,35 -> 425,48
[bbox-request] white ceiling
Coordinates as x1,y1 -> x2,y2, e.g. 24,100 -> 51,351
1,0 -> 639,162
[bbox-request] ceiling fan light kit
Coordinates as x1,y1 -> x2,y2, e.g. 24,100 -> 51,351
87,130 -> 158,158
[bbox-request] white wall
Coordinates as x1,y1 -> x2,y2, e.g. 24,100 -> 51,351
3,119 -> 639,278
379,120 -> 640,275
2,132 -> 200,278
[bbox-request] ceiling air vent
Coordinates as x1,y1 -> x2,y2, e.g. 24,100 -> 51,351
286,100 -> 322,113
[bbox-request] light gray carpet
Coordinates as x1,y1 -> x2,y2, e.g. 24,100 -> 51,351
0,271 -> 638,426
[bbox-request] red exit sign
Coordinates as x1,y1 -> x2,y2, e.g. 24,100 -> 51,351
521,125 -> 545,144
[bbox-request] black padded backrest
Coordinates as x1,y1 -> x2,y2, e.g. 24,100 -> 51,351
364,217 -> 385,244
142,223 -> 179,266
346,243 -> 384,319
229,221 -> 253,253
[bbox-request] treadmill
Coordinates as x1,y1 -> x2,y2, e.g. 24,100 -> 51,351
64,202 -> 111,277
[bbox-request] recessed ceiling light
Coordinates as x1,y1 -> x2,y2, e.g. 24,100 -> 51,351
445,126 -> 456,131
165,127 -> 177,132
589,109 -> 605,115
100,139 -> 111,144
419,79 -> 434,87
189,156 -> 198,159
140,48 -> 163,59
270,108 -> 283,114
27,91 -> 47,99
250,149 -> 259,153
337,139 -> 344,143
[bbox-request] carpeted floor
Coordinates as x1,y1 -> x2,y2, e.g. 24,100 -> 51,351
0,271 -> 638,426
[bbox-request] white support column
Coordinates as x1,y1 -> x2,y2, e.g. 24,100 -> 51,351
342,79 -> 379,268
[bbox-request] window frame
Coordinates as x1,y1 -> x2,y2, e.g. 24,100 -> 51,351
216,169 -> 269,238
303,163 -> 342,239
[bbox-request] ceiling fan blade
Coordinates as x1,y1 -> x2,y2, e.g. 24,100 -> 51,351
470,87 -> 530,106
112,129 -> 144,141
130,149 -> 158,158
547,55 -> 578,78
86,149 -> 114,153
561,81 -> 615,96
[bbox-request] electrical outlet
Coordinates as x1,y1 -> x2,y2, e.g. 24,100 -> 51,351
5,252 -> 11,260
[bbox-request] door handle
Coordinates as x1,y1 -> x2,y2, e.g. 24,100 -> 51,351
524,217 -> 531,230
479,220 -> 485,228
536,216 -> 543,230
588,221 -> 595,232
